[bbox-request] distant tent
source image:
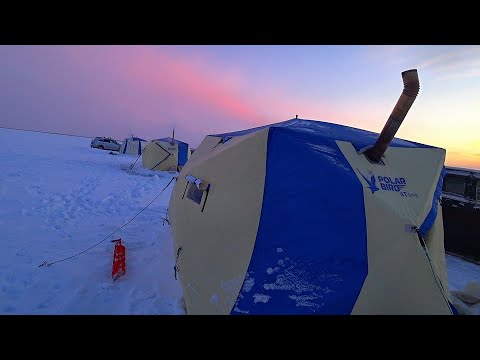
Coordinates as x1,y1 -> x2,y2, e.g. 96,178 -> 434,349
119,137 -> 147,156
168,118 -> 455,315
142,137 -> 190,172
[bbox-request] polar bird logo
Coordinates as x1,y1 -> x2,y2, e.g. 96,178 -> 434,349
357,169 -> 379,194
357,169 -> 409,194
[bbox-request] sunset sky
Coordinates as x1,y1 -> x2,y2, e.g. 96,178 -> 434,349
0,45 -> 478,169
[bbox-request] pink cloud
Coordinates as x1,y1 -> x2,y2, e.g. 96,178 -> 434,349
62,46 -> 347,137
0,46 -> 407,146
64,46 -> 268,133
2,45 -> 357,147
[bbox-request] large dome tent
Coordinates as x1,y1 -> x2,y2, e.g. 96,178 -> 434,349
168,69 -> 457,315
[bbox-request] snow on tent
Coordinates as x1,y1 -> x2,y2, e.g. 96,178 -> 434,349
168,69 -> 457,315
142,137 -> 190,172
119,137 -> 147,156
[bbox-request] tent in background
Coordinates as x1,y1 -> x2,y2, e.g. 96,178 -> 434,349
142,137 -> 190,172
119,137 -> 147,156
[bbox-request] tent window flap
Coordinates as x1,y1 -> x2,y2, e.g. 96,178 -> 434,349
186,183 -> 203,204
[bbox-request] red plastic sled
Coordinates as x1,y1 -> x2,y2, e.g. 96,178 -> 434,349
111,239 -> 126,281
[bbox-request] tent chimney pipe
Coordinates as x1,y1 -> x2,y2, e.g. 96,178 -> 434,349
365,69 -> 420,163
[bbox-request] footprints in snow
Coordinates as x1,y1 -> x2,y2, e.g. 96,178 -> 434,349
30,173 -> 167,237
33,175 -> 101,236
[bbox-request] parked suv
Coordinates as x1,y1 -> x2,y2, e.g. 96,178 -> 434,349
91,137 -> 121,151
441,167 -> 480,261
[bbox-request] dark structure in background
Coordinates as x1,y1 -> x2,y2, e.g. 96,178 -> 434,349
442,167 -> 480,262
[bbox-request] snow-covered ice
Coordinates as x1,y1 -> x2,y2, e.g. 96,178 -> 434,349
446,254 -> 480,315
0,128 -> 478,315
446,254 -> 480,292
0,129 -> 184,314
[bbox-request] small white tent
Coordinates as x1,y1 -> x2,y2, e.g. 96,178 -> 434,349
119,137 -> 147,156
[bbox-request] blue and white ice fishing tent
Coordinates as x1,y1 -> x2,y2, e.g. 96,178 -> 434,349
119,137 -> 147,156
142,137 -> 190,171
169,118 -> 454,315
168,69 -> 457,315
157,137 -> 190,167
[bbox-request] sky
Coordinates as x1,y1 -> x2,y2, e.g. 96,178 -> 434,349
0,45 -> 479,169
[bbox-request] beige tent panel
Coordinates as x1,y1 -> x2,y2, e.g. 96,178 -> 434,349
169,129 -> 269,315
352,196 -> 451,314
142,140 -> 179,171
340,141 -> 445,225
337,141 -> 452,314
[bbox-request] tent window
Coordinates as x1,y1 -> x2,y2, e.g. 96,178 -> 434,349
186,182 -> 203,204
442,175 -> 466,196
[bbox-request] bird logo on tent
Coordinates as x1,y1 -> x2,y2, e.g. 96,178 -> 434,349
357,169 -> 380,194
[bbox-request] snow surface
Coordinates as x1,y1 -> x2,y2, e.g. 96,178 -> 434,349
0,129 -> 184,314
446,254 -> 480,292
0,128 -> 478,315
446,254 -> 480,315
253,293 -> 270,303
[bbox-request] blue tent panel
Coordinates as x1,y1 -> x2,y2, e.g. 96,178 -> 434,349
228,119 -> 445,314
232,127 -> 368,314
419,166 -> 446,236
